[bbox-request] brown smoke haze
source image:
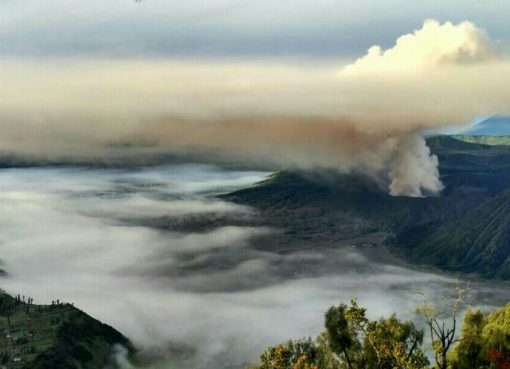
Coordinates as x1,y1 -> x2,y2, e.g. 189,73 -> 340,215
1,20 -> 509,196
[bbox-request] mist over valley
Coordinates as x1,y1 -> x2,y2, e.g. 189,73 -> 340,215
0,160 -> 508,368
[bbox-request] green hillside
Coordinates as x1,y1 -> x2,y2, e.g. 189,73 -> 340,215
397,189 -> 510,278
0,293 -> 132,369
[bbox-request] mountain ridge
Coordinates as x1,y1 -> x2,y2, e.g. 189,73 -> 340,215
0,292 -> 133,369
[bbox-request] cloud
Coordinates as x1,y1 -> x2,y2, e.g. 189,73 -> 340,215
1,1 -> 509,58
105,345 -> 135,369
342,19 -> 494,76
81,196 -> 251,220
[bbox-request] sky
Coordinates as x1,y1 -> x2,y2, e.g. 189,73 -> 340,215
1,0 -> 510,58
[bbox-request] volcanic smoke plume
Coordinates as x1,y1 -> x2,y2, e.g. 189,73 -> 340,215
0,20 -> 509,196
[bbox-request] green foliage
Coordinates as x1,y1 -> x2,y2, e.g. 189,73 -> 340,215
325,303 -> 357,365
363,315 -> 428,369
251,300 -> 428,369
484,302 -> 510,351
257,339 -> 320,369
450,309 -> 487,369
450,303 -> 510,369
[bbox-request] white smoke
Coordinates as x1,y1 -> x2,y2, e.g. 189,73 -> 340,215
389,133 -> 443,197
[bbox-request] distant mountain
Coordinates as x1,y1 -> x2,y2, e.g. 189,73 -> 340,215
460,116 -> 510,136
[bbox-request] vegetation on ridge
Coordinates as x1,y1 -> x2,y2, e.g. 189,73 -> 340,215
451,135 -> 510,146
0,292 -> 132,369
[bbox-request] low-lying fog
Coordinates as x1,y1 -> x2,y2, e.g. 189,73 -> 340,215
0,164 -> 508,369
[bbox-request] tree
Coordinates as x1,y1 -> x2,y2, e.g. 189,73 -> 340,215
450,309 -> 487,369
340,299 -> 428,369
250,298 -> 510,369
252,300 -> 428,369
362,314 -> 428,369
483,302 -> 510,354
325,303 -> 358,369
416,282 -> 467,369
256,339 -> 320,369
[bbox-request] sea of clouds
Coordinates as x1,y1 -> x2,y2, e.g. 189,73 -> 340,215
0,164 -> 508,369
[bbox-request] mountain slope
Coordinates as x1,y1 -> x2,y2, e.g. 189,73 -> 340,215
397,189 -> 510,278
0,293 -> 132,369
224,136 -> 510,279
227,136 -> 510,227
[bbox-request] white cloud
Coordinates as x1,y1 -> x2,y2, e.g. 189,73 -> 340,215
81,196 -> 250,219
342,19 -> 494,76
